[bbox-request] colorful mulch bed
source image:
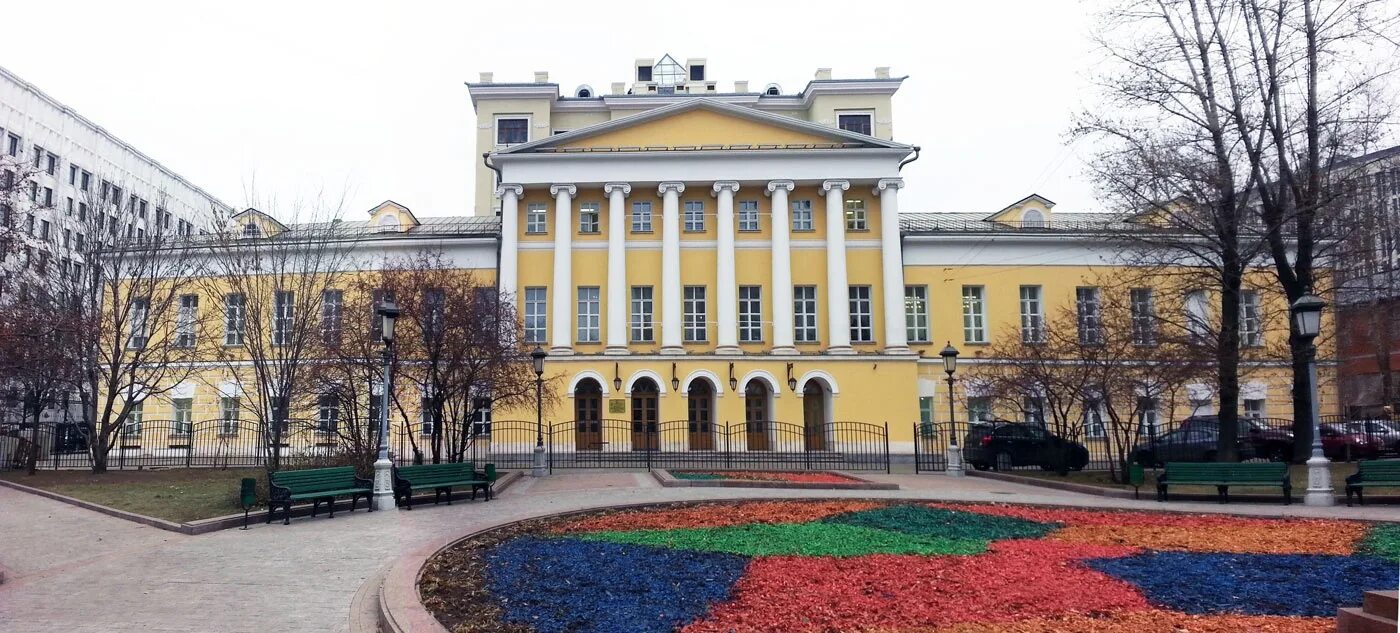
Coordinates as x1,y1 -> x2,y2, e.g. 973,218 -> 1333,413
670,470 -> 859,484
418,500 -> 1398,633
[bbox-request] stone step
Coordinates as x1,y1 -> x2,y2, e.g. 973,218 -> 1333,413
1338,607 -> 1398,633
1363,590 -> 1398,620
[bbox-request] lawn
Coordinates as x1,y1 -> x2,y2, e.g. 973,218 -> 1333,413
0,467 -> 262,523
1014,461 -> 1362,496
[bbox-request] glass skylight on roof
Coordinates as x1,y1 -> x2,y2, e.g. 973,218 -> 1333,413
653,54 -> 686,87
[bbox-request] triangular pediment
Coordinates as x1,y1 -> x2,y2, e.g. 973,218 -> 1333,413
984,194 -> 1056,224
368,200 -> 419,233
230,207 -> 287,237
500,99 -> 911,153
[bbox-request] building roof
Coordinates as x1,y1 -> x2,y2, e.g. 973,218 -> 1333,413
900,212 -> 1136,234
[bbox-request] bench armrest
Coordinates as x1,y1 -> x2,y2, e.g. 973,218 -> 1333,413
354,476 -> 373,490
269,482 -> 293,504
1345,471 -> 1363,485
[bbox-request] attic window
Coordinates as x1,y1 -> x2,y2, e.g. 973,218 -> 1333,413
242,222 -> 259,237
1022,209 -> 1046,228
637,65 -> 653,82
689,65 -> 705,81
764,84 -> 781,96
378,215 -> 401,232
575,85 -> 593,98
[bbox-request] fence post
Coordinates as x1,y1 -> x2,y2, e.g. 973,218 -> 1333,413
884,422 -> 891,474
724,421 -> 732,470
547,427 -> 553,475
913,423 -> 920,474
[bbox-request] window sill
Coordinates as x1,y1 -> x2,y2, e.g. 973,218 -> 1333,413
962,341 -> 990,346
792,228 -> 816,233
737,229 -> 762,234
683,230 -> 708,234
578,231 -> 600,236
846,228 -> 871,233
631,230 -> 654,235
524,231 -> 548,236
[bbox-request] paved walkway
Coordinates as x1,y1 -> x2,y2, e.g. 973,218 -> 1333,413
0,471 -> 1396,633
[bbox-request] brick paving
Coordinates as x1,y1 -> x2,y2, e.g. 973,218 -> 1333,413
0,471 -> 1395,633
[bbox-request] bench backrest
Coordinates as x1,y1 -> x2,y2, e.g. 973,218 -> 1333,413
397,462 -> 478,486
270,466 -> 361,493
1165,462 -> 1288,482
1358,461 -> 1400,479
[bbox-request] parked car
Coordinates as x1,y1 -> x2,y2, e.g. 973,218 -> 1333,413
1344,420 -> 1400,456
1131,425 -> 1256,466
1320,423 -> 1385,461
965,421 -> 1090,472
1176,415 -> 1294,461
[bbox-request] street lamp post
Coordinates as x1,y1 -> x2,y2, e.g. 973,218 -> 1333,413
1291,294 -> 1333,506
531,346 -> 548,477
940,342 -> 965,477
372,301 -> 400,511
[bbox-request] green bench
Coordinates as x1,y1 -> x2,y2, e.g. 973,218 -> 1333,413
267,466 -> 372,525
392,462 -> 497,510
1346,460 -> 1400,506
1157,462 -> 1291,504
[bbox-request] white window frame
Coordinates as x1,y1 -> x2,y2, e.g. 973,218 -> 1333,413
128,298 -> 150,349
737,200 -> 760,232
683,285 -> 707,342
1136,397 -> 1158,437
794,285 -> 819,343
523,287 -> 547,343
317,394 -> 339,433
630,286 -> 654,342
968,396 -> 993,422
905,285 -> 929,343
321,290 -> 344,345
836,109 -> 875,136
1019,285 -> 1043,343
1243,398 -> 1265,419
176,294 -> 198,348
124,402 -> 144,437
576,286 -> 600,343
962,286 -> 986,343
631,201 -> 653,232
791,200 -> 814,231
173,398 -> 193,435
683,200 -> 705,232
1240,291 -> 1262,347
494,114 -> 531,146
1076,287 -> 1102,344
1083,395 -> 1106,439
1130,288 -> 1156,345
844,199 -> 868,231
739,285 -> 763,342
525,203 -> 547,234
273,290 -> 295,347
220,396 -> 240,435
849,285 -> 874,343
578,202 -> 600,234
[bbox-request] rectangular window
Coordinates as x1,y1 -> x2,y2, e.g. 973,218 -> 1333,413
420,396 -> 438,436
739,286 -> 763,342
69,164 -> 78,185
1243,398 -> 1265,419
630,286 -> 654,342
849,285 -> 873,343
317,394 -> 339,433
631,201 -> 652,232
794,286 -> 819,343
578,202 -> 600,233
220,396 -> 240,434
1076,287 -> 1102,344
43,187 -> 53,208
791,200 -> 813,231
128,298 -> 150,349
1083,398 -> 1106,438
40,219 -> 50,239
844,199 -> 868,231
737,200 -> 760,232
173,398 -> 193,435
1019,285 -> 1044,343
690,64 -> 705,81
273,290 -> 295,346
224,293 -> 246,345
422,288 -> 445,343
6,134 -> 19,157
962,286 -> 986,343
124,402 -> 144,437
80,170 -> 91,191
1240,291 -> 1262,347
1023,396 -> 1046,426
321,290 -> 343,346
31,145 -> 41,168
524,287 -> 547,343
176,294 -> 198,348
496,117 -> 528,145
683,285 -> 707,342
525,203 -> 547,234
684,200 -> 705,232
918,397 -> 935,438
45,152 -> 57,176
968,396 -> 992,422
576,286 -> 600,343
837,112 -> 873,136
1136,397 -> 1158,437
1130,288 -> 1156,345
472,397 -> 493,436
1185,289 -> 1211,343
905,285 -> 929,343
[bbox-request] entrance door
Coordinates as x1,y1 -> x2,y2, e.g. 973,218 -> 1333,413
575,379 -> 603,450
745,382 -> 770,451
803,381 -> 827,451
687,381 -> 715,450
630,379 -> 659,451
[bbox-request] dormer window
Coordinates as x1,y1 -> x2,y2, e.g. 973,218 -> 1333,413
837,112 -> 873,136
575,85 -> 593,98
496,117 -> 529,145
1022,209 -> 1046,228
242,222 -> 260,237
378,215 -> 401,232
764,84 -> 781,96
637,65 -> 653,82
689,64 -> 705,81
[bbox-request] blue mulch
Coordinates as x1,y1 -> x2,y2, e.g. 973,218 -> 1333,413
1087,550 -> 1399,617
484,536 -> 749,633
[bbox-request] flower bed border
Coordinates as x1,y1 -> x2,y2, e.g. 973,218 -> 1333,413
652,469 -> 898,490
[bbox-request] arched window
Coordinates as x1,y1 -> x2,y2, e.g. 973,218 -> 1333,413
377,214 -> 400,232
764,83 -> 782,96
1021,209 -> 1046,228
575,85 -> 594,98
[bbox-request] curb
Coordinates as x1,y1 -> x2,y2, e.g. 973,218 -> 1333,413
966,469 -> 1400,505
652,469 -> 899,490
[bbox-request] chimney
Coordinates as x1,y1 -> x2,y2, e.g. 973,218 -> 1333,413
478,72 -> 494,83
734,80 -> 749,93
874,66 -> 890,79
534,71 -> 549,83
814,68 -> 832,81
611,82 -> 625,95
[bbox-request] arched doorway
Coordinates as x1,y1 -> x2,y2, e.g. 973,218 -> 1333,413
687,380 -> 715,450
744,381 -> 770,451
631,378 -> 659,451
574,378 -> 602,450
803,381 -> 828,451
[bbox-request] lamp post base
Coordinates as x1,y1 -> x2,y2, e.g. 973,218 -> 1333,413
1302,454 -> 1335,506
946,445 -> 966,477
372,457 -> 398,512
531,445 -> 547,478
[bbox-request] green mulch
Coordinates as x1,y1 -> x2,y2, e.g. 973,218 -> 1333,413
1358,524 -> 1400,562
671,472 -> 730,480
825,504 -> 1059,540
572,522 -> 988,557
0,467 -> 263,523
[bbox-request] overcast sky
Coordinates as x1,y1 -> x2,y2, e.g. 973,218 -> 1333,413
0,1 -> 1108,218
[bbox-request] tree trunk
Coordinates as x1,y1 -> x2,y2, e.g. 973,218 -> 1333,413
1217,257 -> 1243,462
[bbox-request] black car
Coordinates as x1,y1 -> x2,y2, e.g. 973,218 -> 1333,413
964,421 -> 1090,472
1131,425 -> 1257,466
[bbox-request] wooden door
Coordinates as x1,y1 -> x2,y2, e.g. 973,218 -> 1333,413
803,382 -> 827,451
687,382 -> 715,450
631,379 -> 659,451
745,383 -> 770,451
575,379 -> 602,450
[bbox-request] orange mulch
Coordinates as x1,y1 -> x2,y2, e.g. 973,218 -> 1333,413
1047,522 -> 1369,556
926,609 -> 1335,632
551,499 -> 885,533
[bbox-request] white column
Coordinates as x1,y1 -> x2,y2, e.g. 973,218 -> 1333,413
658,182 -> 685,355
549,184 -> 576,355
496,184 -> 523,301
713,181 -> 741,355
876,178 -> 910,353
604,182 -> 631,355
823,179 -> 853,354
767,180 -> 797,354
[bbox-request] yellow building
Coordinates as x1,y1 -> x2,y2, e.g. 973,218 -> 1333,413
110,56 -> 1331,470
